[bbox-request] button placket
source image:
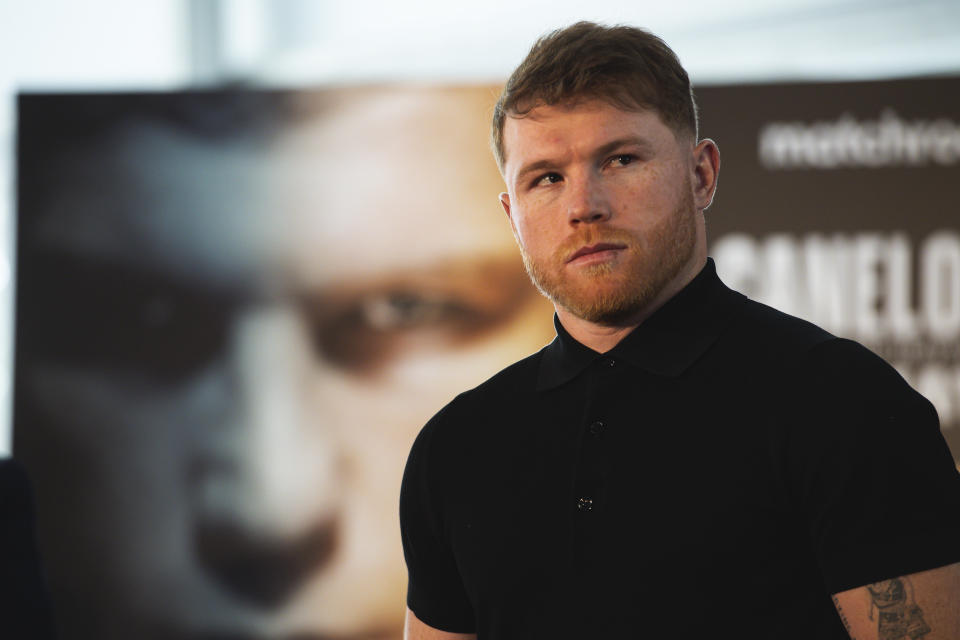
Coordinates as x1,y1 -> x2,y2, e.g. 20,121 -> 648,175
571,356 -> 621,519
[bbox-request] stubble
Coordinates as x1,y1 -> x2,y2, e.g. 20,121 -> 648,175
519,188 -> 698,325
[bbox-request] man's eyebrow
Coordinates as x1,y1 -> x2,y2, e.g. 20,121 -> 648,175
592,136 -> 654,160
314,253 -> 529,301
515,158 -> 559,185
514,136 -> 655,184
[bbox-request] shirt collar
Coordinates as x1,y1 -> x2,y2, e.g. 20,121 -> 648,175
536,258 -> 746,390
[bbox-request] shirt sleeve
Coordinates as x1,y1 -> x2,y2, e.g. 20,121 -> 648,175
787,338 -> 960,595
399,410 -> 476,633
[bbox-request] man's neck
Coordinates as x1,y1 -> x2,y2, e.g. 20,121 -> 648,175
555,256 -> 707,353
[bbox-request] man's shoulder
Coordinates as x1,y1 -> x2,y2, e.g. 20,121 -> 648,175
732,295 -> 835,352
718,293 -> 867,378
415,344 -> 549,446
727,294 -> 923,411
404,345 -> 549,482
436,345 -> 548,422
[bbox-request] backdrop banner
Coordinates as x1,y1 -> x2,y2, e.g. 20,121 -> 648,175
698,77 -> 960,459
13,77 -> 959,639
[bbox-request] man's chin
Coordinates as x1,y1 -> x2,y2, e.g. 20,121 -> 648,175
153,622 -> 402,640
561,300 -> 648,325
126,599 -> 404,640
553,284 -> 651,325
180,632 -> 400,640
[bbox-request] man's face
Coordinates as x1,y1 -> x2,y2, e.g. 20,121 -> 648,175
499,99 -> 711,325
18,88 -> 553,639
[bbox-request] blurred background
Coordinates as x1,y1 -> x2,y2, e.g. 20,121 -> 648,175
1,1 -> 959,639
3,0 -> 960,455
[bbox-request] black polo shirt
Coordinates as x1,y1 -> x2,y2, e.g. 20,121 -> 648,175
400,259 -> 960,639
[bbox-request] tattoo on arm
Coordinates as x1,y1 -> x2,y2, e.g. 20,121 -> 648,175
832,594 -> 858,640
866,577 -> 931,640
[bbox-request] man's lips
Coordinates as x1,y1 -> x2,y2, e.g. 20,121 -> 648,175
566,242 -> 627,263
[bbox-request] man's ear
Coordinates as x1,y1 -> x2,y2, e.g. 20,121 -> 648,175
499,192 -> 517,233
691,139 -> 721,211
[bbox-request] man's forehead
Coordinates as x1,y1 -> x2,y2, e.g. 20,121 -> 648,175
504,98 -> 672,136
501,101 -> 674,172
273,88 -> 517,283
33,88 -> 516,289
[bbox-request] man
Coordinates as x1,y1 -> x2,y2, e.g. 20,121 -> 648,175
14,88 -> 554,639
400,22 -> 960,639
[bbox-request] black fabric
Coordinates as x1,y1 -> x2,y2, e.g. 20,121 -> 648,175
399,259 -> 960,639
0,458 -> 57,639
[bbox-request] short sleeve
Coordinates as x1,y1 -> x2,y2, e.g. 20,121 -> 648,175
787,338 -> 960,594
399,411 -> 476,632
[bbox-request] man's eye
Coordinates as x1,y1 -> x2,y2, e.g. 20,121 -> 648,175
20,255 -> 232,384
360,293 -> 465,330
308,291 -> 479,372
534,172 -> 562,187
610,154 -> 636,167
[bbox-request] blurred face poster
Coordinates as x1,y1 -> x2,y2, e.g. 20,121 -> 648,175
15,88 -> 555,639
14,78 -> 959,639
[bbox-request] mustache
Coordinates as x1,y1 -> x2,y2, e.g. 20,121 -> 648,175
555,227 -> 638,263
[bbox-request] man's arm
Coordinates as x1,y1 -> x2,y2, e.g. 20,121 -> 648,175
832,562 -> 960,640
404,607 -> 477,640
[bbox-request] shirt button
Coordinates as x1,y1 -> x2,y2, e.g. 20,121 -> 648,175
588,420 -> 605,437
577,497 -> 594,511
605,358 -> 616,367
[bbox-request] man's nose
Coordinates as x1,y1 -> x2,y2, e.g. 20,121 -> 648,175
566,172 -> 611,226
190,305 -> 340,607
